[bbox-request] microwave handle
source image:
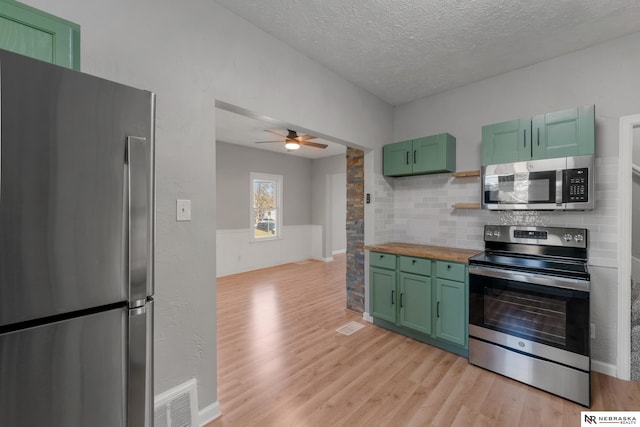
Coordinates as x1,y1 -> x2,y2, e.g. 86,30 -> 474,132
556,170 -> 563,204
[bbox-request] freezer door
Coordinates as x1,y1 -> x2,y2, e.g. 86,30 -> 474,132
0,307 -> 127,427
0,49 -> 155,326
128,300 -> 154,427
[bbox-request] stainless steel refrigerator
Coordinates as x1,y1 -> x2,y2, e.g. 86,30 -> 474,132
0,49 -> 155,426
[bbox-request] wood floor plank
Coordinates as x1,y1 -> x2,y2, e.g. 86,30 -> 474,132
206,254 -> 640,427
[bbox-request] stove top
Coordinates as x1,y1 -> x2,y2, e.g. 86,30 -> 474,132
469,251 -> 590,280
469,225 -> 590,281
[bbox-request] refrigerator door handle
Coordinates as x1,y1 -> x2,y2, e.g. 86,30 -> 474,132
126,136 -> 152,308
128,300 -> 154,427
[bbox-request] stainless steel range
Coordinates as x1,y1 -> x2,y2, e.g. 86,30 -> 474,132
468,225 -> 590,406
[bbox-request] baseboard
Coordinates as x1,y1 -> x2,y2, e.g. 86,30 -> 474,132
332,248 -> 346,255
591,359 -> 617,377
362,312 -> 373,323
200,401 -> 221,426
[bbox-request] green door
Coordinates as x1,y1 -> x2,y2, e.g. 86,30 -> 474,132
0,0 -> 80,70
481,118 -> 531,165
412,133 -> 456,174
370,267 -> 396,323
532,105 -> 595,160
435,278 -> 466,346
398,272 -> 431,334
383,140 -> 412,176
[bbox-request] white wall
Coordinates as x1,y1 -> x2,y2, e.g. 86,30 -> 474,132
388,31 -> 640,373
22,0 -> 393,418
311,155 -> 347,259
216,141 -> 323,275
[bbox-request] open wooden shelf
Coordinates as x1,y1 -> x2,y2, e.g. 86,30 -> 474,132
452,170 -> 480,178
451,202 -> 481,209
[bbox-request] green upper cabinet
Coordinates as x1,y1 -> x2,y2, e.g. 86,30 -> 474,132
383,140 -> 413,176
481,118 -> 531,165
531,105 -> 595,160
481,105 -> 595,166
383,133 -> 456,177
0,0 -> 80,70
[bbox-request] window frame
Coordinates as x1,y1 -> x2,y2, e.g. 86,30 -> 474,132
249,172 -> 283,242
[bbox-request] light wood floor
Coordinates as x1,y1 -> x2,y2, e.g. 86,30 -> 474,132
207,255 -> 640,427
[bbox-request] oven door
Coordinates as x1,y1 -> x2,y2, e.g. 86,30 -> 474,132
469,265 -> 589,357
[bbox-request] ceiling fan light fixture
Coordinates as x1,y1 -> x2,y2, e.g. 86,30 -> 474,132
285,141 -> 300,150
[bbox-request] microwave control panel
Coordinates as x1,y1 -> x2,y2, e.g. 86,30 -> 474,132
563,168 -> 589,202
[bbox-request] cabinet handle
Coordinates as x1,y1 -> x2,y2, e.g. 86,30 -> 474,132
447,264 -> 451,270
400,293 -> 404,308
413,150 -> 417,164
437,301 -> 440,318
537,128 -> 540,146
391,290 -> 395,305
412,259 -> 416,264
406,152 -> 409,165
379,254 -> 384,259
523,129 -> 527,148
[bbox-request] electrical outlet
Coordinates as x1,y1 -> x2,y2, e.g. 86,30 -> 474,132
176,199 -> 191,221
590,323 -> 596,339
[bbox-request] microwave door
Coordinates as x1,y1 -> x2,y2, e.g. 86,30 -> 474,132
483,170 -> 560,209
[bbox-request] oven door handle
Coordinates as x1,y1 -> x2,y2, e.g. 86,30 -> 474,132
468,265 -> 590,293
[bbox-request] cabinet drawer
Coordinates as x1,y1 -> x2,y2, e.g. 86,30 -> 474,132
436,261 -> 466,282
369,252 -> 397,270
399,256 -> 431,276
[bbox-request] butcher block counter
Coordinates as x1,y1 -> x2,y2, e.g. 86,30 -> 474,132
363,242 -> 480,263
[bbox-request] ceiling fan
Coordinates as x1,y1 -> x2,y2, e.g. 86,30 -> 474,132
255,129 -> 328,150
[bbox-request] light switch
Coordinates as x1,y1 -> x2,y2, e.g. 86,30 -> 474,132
176,199 -> 191,221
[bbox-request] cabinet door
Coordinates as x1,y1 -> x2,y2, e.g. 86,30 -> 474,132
398,272 -> 431,334
531,105 -> 595,160
481,118 -> 531,165
0,1 -> 80,70
370,267 -> 396,323
412,133 -> 456,174
435,278 -> 466,346
383,140 -> 412,176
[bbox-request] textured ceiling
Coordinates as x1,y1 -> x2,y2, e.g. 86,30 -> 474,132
215,0 -> 640,105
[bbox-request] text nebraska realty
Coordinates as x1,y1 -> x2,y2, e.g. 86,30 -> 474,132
585,414 -> 637,424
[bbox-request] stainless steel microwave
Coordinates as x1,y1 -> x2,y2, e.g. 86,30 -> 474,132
481,155 -> 595,210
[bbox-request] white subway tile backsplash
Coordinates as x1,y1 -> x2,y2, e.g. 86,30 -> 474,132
373,156 -> 618,267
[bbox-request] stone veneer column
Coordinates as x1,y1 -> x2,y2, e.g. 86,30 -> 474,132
632,278 -> 640,380
346,147 -> 364,312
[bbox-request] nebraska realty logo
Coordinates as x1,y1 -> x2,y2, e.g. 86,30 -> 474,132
582,412 -> 640,426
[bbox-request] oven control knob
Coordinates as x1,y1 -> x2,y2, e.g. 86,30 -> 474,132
574,234 -> 584,242
493,230 -> 501,237
486,230 -> 493,237
563,233 -> 573,241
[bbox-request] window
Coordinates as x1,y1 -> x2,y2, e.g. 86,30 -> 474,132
250,172 -> 283,241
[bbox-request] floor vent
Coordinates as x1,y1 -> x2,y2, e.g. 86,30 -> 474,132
154,378 -> 199,427
336,321 -> 365,336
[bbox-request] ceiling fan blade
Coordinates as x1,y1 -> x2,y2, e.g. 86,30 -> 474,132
300,140 -> 328,149
298,134 -> 318,141
254,140 -> 280,143
265,129 -> 286,138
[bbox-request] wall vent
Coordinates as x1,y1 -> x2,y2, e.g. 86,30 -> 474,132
154,378 -> 199,427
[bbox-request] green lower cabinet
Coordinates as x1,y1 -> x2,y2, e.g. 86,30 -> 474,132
0,0 -> 80,70
369,252 -> 468,357
435,278 -> 466,346
398,272 -> 431,334
370,266 -> 397,323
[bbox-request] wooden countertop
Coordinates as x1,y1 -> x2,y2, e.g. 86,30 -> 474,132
364,242 -> 480,264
